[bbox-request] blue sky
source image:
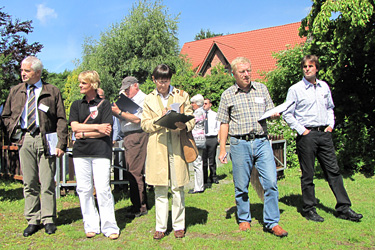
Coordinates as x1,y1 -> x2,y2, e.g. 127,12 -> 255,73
2,0 -> 312,73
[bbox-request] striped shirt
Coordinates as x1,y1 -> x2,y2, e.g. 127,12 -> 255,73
217,82 -> 274,136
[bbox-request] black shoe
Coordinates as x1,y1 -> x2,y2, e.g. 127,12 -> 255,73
44,223 -> 57,234
213,180 -> 219,184
134,210 -> 148,217
305,210 -> 324,222
188,189 -> 204,194
337,208 -> 363,222
204,183 -> 212,189
23,224 -> 40,237
127,210 -> 148,218
126,206 -> 148,217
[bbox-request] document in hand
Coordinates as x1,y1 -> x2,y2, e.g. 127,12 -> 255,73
154,110 -> 195,130
46,132 -> 58,155
258,100 -> 295,121
115,93 -> 142,114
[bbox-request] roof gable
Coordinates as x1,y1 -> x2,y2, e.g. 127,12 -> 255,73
180,22 -> 306,79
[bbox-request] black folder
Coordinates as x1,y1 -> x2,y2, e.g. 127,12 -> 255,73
115,93 -> 141,114
154,110 -> 194,129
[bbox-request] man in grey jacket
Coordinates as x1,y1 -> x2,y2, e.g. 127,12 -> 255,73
2,56 -> 68,237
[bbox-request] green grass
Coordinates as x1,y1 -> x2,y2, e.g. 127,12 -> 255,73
1,165 -> 374,249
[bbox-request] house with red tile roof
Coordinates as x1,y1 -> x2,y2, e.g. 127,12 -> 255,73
180,22 -> 306,80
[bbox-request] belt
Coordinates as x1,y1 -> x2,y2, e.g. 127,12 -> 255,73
21,127 -> 40,135
205,135 -> 217,138
305,126 -> 327,132
231,134 -> 267,141
123,129 -> 144,136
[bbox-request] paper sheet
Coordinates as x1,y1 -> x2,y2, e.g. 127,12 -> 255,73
258,100 -> 295,121
46,132 -> 58,155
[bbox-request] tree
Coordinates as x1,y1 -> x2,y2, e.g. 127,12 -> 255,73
43,69 -> 71,91
266,0 -> 375,174
0,8 -> 43,103
171,64 -> 234,110
62,69 -> 81,119
194,29 -> 223,41
80,0 -> 186,101
301,0 -> 375,174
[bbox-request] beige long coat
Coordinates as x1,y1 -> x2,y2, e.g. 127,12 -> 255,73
141,88 -> 195,187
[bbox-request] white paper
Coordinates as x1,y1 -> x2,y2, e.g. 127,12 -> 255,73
38,103 -> 49,113
46,132 -> 58,155
170,103 -> 180,113
89,106 -> 98,112
258,100 -> 295,121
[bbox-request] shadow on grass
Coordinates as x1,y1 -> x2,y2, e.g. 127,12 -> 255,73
0,187 -> 24,201
279,194 -> 336,217
56,206 -> 82,226
113,185 -> 156,211
115,206 -> 138,231
225,203 -> 285,226
217,173 -> 228,181
179,206 -> 209,233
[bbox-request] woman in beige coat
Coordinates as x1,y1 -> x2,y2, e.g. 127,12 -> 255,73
141,64 -> 195,240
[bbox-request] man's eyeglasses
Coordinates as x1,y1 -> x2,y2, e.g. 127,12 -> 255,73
155,79 -> 170,84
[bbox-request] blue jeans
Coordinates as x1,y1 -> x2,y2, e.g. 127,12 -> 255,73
230,137 -> 280,229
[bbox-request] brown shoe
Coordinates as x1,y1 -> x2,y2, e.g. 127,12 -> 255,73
174,230 -> 185,238
239,222 -> 251,231
153,231 -> 165,240
269,225 -> 288,237
86,232 -> 96,238
108,233 -> 119,240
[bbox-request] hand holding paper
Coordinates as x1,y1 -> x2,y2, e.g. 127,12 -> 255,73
258,100 -> 294,121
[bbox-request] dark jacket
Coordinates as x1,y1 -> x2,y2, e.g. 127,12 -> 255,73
2,81 -> 68,155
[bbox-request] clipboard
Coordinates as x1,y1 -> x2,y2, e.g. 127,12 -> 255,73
115,93 -> 142,114
154,110 -> 194,129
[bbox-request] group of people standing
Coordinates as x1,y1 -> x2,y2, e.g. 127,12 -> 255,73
188,94 -> 221,195
1,54 -> 362,241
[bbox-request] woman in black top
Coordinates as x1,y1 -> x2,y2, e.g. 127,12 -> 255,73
69,70 -> 119,240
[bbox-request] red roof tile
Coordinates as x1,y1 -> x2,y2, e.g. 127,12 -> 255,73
180,22 -> 306,79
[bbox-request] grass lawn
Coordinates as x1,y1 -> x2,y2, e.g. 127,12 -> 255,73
0,164 -> 374,249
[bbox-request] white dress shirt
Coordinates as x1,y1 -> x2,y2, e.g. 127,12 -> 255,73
204,109 -> 220,136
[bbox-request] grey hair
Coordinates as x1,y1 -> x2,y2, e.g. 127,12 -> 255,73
22,56 -> 44,72
190,94 -> 204,107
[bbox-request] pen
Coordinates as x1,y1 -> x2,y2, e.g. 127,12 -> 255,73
223,152 -> 228,160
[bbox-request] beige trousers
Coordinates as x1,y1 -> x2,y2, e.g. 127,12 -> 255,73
154,134 -> 185,232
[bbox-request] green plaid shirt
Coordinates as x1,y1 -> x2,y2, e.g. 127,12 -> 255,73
217,82 -> 274,136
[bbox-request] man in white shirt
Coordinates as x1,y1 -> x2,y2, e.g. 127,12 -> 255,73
112,76 -> 149,217
202,98 -> 220,186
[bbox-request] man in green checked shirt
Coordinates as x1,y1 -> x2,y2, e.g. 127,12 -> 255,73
217,57 -> 287,237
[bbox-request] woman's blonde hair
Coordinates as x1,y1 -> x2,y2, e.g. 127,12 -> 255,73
78,70 -> 101,90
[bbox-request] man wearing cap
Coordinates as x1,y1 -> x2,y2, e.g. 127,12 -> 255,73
112,76 -> 149,217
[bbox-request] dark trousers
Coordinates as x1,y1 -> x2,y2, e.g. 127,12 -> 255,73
202,136 -> 218,183
296,131 -> 351,213
123,131 -> 149,212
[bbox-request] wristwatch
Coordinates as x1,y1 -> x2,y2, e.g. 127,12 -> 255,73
118,111 -> 123,116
